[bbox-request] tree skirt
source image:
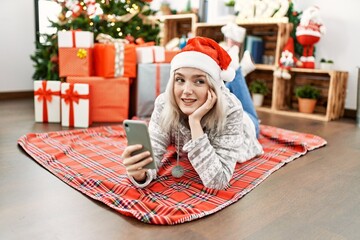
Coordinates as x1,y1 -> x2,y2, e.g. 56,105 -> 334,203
18,125 -> 326,225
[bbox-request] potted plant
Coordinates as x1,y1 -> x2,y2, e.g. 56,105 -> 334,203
224,0 -> 236,15
319,58 -> 334,70
249,80 -> 269,107
295,84 -> 321,113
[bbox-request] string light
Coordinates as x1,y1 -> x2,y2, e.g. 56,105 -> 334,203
90,22 -> 94,26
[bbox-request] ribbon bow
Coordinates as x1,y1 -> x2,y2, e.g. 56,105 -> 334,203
77,48 -> 87,59
34,81 -> 60,123
61,84 -> 89,127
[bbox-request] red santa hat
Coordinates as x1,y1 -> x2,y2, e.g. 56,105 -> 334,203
170,37 -> 235,83
283,37 -> 295,54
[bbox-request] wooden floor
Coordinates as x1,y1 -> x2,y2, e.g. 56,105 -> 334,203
1,98 -> 360,240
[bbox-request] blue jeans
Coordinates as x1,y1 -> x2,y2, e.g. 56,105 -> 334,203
226,67 -> 260,138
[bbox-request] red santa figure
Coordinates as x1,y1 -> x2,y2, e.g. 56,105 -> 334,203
296,5 -> 326,69
273,37 -> 302,79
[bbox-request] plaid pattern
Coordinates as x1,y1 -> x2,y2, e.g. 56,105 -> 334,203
17,125 -> 326,225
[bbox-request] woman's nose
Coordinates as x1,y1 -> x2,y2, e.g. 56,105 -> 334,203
183,82 -> 193,94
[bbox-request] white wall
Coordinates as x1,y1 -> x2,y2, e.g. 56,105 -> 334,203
293,0 -> 360,109
1,0 -> 359,110
0,0 -> 35,93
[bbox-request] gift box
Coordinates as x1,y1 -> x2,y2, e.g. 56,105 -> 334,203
66,76 -> 130,122
61,83 -> 91,128
136,46 -> 165,63
164,50 -> 180,63
134,63 -> 170,117
93,43 -> 136,78
58,30 -> 94,48
58,48 -> 93,77
34,80 -> 61,123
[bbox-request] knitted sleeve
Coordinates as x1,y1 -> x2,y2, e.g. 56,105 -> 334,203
183,109 -> 243,189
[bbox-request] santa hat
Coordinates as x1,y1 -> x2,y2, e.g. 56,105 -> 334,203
221,22 -> 246,44
282,37 -> 295,54
170,37 -> 235,83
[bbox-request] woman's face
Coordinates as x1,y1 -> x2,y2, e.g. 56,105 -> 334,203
173,67 -> 211,116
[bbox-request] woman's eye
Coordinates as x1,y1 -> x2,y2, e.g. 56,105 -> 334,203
195,79 -> 206,84
175,77 -> 184,83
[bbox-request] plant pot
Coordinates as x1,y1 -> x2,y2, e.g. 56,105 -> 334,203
320,62 -> 334,70
298,98 -> 317,113
225,6 -> 235,15
252,93 -> 264,107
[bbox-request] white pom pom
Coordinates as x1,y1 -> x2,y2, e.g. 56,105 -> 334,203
220,67 -> 235,82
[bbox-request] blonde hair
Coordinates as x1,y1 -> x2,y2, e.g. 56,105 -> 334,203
159,69 -> 228,133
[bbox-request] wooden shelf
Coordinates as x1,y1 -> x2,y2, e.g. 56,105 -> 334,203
155,14 -> 197,47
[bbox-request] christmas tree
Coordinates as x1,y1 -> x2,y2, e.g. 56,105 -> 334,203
31,0 -> 160,81
286,2 -> 303,58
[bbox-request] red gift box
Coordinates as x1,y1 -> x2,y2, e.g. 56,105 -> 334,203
66,76 -> 130,122
93,43 -> 136,78
58,48 -> 94,77
164,50 -> 180,63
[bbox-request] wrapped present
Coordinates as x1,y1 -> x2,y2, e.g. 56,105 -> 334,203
135,63 -> 170,117
136,46 -> 165,63
58,30 -> 94,48
34,80 -> 61,123
66,76 -> 130,122
164,50 -> 180,63
94,34 -> 136,78
58,48 -> 93,77
61,83 -> 91,128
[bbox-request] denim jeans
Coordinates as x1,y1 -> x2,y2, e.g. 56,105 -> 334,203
226,67 -> 260,137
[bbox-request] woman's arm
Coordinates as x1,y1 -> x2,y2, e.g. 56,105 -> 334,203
183,109 -> 244,189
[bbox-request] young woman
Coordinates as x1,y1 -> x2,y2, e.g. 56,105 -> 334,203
122,37 -> 263,190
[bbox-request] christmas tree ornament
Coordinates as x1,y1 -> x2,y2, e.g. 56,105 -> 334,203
135,37 -> 145,45
125,34 -> 135,43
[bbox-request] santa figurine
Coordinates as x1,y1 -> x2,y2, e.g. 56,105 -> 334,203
273,37 -> 302,79
296,5 -> 326,69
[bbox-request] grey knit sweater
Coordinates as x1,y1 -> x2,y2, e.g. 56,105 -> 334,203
129,89 -> 263,189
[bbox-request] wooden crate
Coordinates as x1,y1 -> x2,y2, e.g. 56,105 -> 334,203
272,69 -> 348,121
247,69 -> 274,108
195,22 -> 292,66
156,14 -> 197,47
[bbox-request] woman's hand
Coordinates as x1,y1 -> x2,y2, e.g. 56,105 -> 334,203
188,89 -> 217,140
189,89 -> 217,123
121,144 -> 153,183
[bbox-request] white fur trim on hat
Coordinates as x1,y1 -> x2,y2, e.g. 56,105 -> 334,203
170,51 -> 235,83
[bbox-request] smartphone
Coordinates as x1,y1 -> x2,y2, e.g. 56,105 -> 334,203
123,120 -> 156,169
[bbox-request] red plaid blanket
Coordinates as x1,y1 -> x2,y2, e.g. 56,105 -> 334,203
17,125 -> 326,225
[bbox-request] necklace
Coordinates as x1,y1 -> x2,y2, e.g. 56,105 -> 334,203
171,128 -> 184,178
